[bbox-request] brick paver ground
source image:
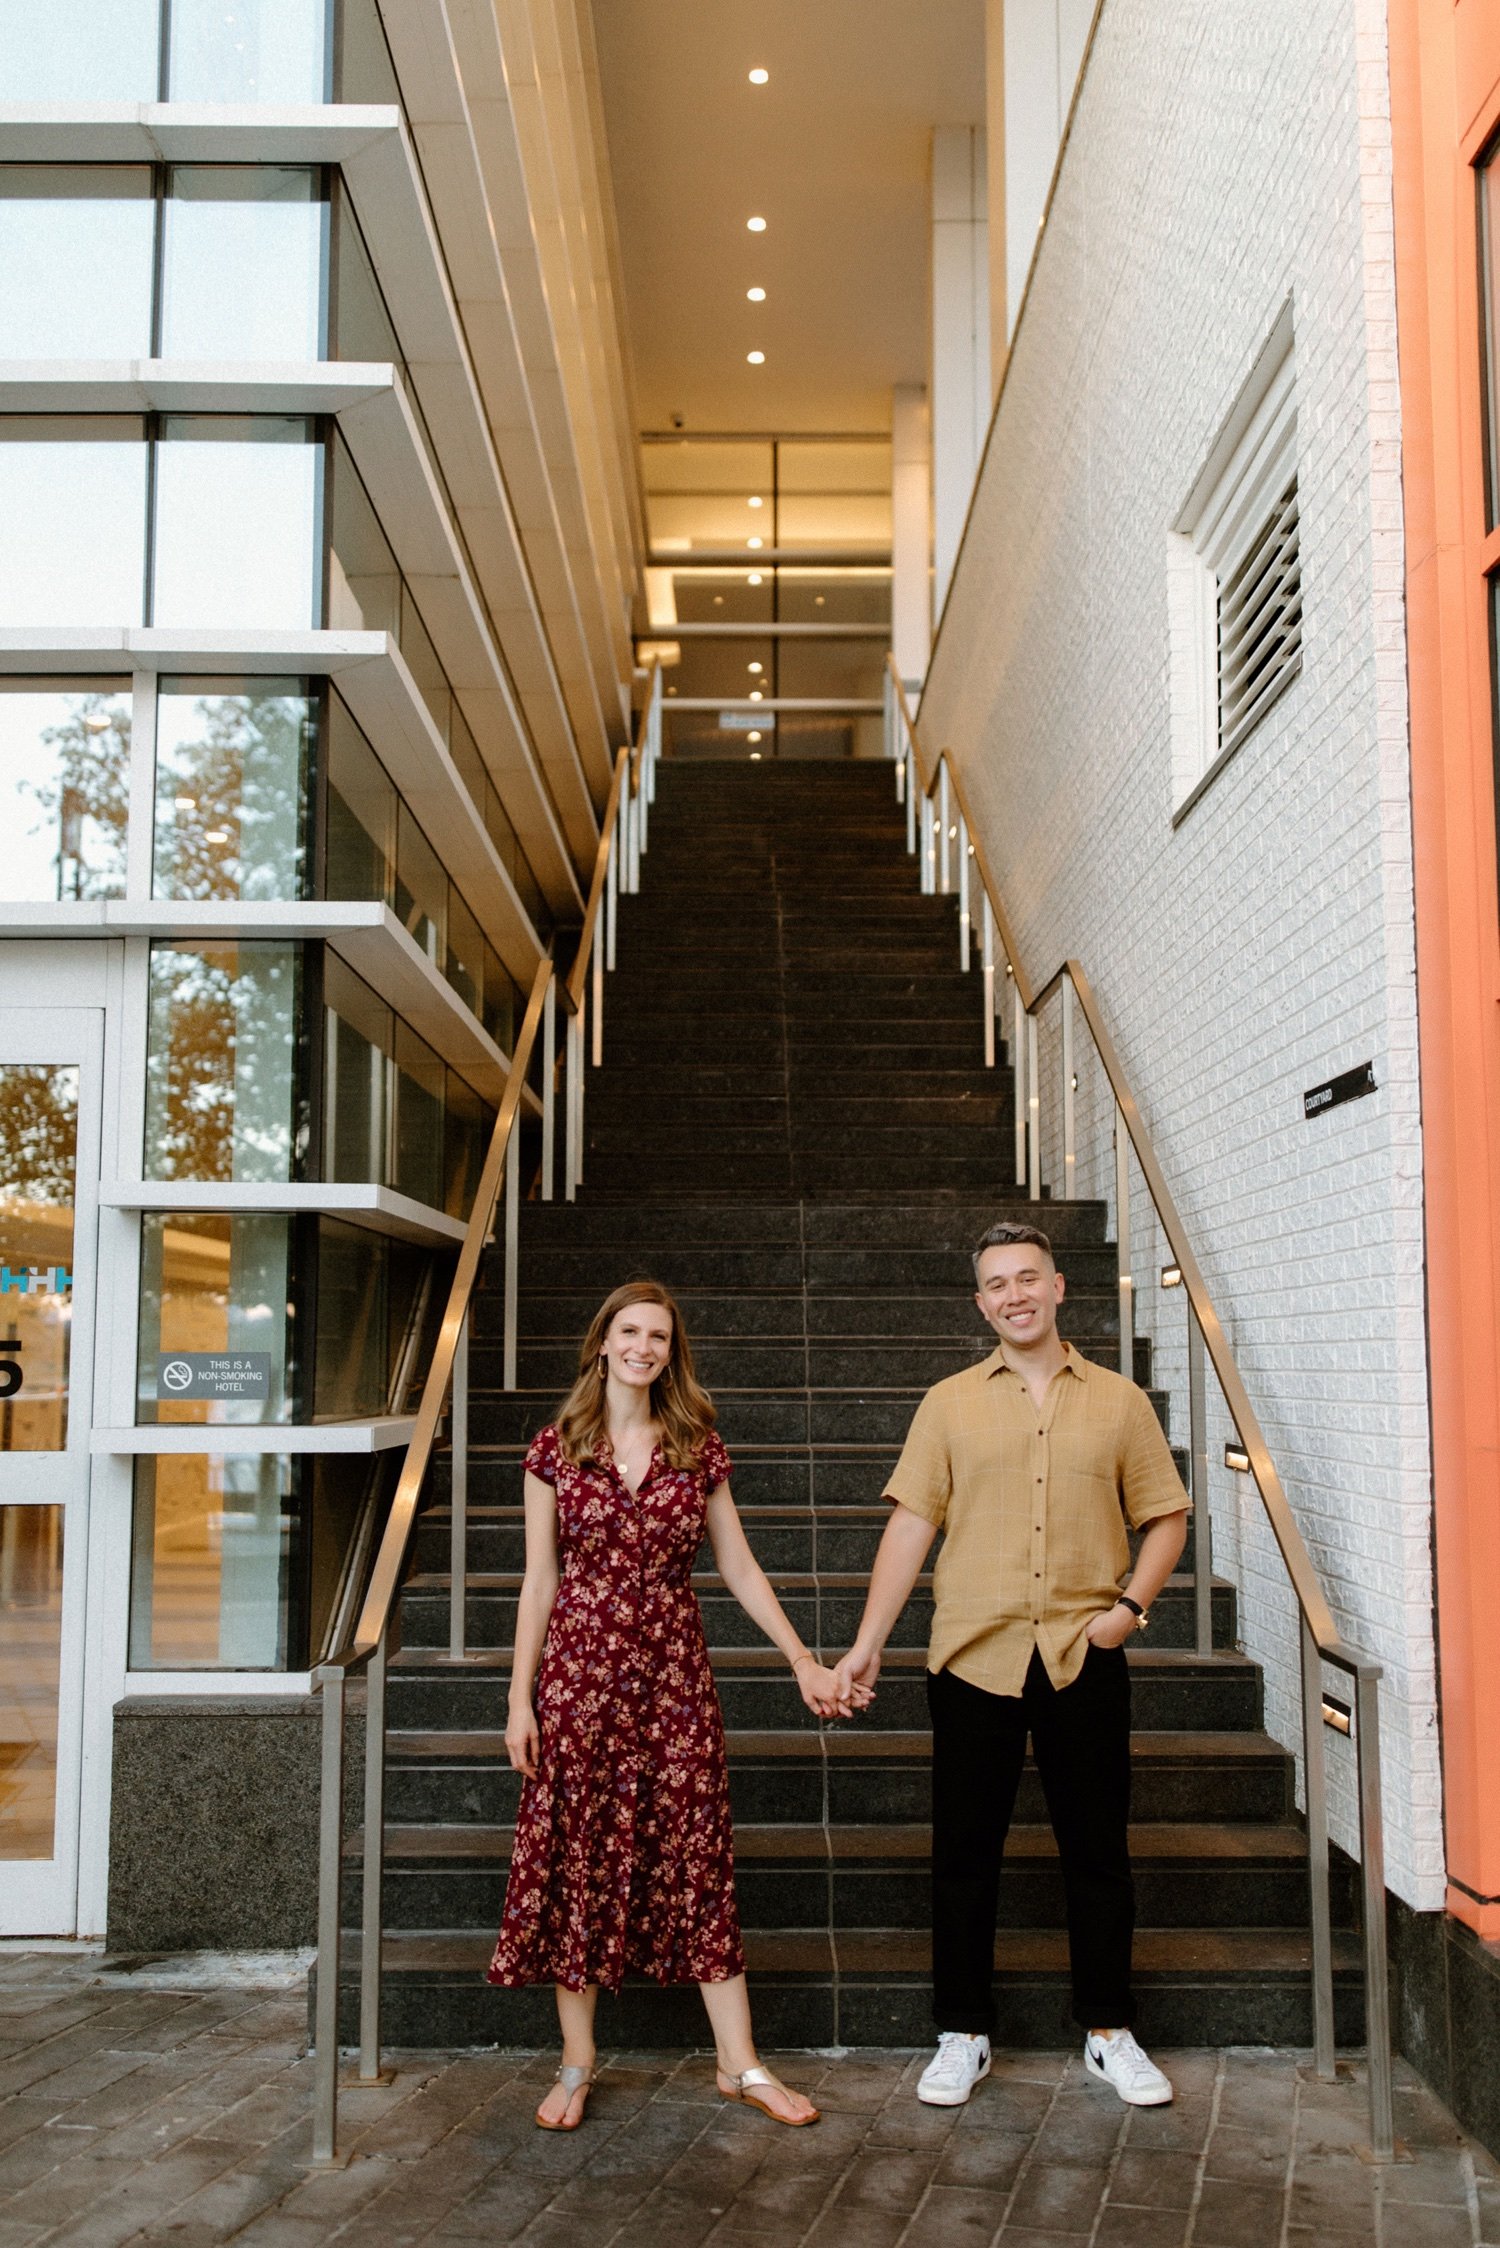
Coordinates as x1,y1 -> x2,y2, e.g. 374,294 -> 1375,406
0,1951 -> 1495,2247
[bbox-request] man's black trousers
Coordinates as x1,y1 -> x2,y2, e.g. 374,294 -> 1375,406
927,1644 -> 1135,2033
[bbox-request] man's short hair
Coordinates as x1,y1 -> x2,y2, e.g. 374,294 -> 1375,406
972,1220 -> 1055,1279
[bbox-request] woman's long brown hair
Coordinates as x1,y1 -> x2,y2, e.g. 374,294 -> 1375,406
553,1279 -> 717,1471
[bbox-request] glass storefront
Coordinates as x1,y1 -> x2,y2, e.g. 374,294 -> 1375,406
0,1507 -> 63,1860
0,1064 -> 78,1452
0,682 -> 131,902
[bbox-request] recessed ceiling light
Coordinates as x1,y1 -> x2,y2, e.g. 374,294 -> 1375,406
747,535 -> 764,548
748,730 -> 762,741
748,495 -> 763,508
747,662 -> 764,674
746,350 -> 765,364
713,594 -> 724,605
748,572 -> 763,585
174,795 -> 196,811
747,286 -> 766,302
204,829 -> 230,845
83,713 -> 112,733
748,67 -> 769,84
814,595 -> 825,606
746,216 -> 767,233
749,689 -> 764,700
749,750 -> 762,760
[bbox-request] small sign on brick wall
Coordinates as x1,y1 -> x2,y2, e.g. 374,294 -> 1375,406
1303,1062 -> 1377,1120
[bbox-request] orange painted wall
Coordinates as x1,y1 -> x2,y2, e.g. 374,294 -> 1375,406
1388,0 -> 1500,1938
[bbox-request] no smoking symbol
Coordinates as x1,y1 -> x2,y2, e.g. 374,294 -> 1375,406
161,1360 -> 195,1393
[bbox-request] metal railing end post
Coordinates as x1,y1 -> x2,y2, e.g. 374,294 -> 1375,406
310,1664 -> 348,2168
356,1633 -> 391,2086
1354,1666 -> 1395,2160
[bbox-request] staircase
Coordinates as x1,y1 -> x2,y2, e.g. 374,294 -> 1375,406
348,760 -> 1362,2048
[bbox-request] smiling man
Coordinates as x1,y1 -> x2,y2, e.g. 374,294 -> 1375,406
831,1220 -> 1190,2109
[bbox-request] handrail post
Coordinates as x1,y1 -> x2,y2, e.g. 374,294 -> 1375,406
449,1310 -> 468,1659
592,926 -> 604,1068
541,974 -> 556,1201
565,1007 -> 579,1202
1026,1013 -> 1040,1198
628,778 -> 641,893
1061,973 -> 1076,1199
906,742 -> 917,853
1188,1305 -> 1212,1657
1012,980 -> 1026,1186
357,1631 -> 390,2085
939,761 -> 951,893
958,814 -> 970,970
310,1665 -> 347,2168
606,826 -> 618,972
1354,1666 -> 1394,2160
982,897 -> 995,1068
1114,1106 -> 1133,1380
503,1123 -> 520,1391
575,994 -> 587,1186
920,791 -> 934,893
1301,1618 -> 1337,2083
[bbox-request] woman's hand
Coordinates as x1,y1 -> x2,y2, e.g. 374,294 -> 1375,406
505,1700 -> 540,1778
1085,1602 -> 1137,1650
794,1657 -> 873,1719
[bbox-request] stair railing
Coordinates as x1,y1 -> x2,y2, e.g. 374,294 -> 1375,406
886,655 -> 1394,2161
307,663 -> 661,2169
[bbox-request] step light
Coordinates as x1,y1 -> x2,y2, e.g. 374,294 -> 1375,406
1322,1695 -> 1352,1736
1224,1442 -> 1251,1473
1160,1263 -> 1182,1288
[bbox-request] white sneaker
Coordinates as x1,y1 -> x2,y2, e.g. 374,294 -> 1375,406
917,2031 -> 991,2106
1083,2029 -> 1173,2106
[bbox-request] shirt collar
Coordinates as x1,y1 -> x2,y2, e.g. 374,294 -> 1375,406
985,1339 -> 1088,1382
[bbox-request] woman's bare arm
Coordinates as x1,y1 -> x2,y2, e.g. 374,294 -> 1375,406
505,1469 -> 560,1777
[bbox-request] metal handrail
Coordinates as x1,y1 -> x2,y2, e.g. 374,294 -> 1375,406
886,653 -> 1393,2160
307,662 -> 663,2168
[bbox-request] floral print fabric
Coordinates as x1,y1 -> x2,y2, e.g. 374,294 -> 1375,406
487,1422 -> 747,1993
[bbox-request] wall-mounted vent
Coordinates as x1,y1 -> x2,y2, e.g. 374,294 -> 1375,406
1218,473 -> 1301,760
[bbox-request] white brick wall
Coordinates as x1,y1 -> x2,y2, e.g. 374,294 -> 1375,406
921,0 -> 1440,1906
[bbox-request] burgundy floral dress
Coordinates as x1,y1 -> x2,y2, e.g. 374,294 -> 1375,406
487,1423 -> 747,1993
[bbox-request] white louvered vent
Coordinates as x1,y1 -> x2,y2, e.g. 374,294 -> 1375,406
1168,303 -> 1301,818
1217,474 -> 1301,760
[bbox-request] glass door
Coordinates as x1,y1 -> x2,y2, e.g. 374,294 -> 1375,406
0,1010 -> 101,1932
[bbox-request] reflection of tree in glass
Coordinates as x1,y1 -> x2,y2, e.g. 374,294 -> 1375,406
0,1067 -> 78,1204
25,697 -> 130,901
145,946 -> 299,1182
156,695 -> 310,902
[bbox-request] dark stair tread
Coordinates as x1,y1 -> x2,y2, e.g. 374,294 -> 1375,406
350,1819 -> 1313,1866
385,1725 -> 1287,1765
358,1927 -> 1362,1980
388,1642 -> 1246,1676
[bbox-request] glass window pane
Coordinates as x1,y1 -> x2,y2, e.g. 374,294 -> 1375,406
130,1453 -> 293,1669
395,802 -> 446,965
152,417 -> 319,631
161,168 -> 325,362
324,692 -> 396,904
0,1066 -> 78,1452
776,569 -> 891,625
324,953 -> 392,1185
445,888 -> 483,1018
153,676 -> 313,902
443,1071 -> 487,1219
0,168 -> 154,359
0,1 -> 159,101
0,682 -> 130,901
641,439 -> 774,549
136,1212 -> 294,1425
0,418 -> 146,628
313,1218 -> 387,1418
145,941 -> 302,1181
0,1507 -> 63,1859
327,434 -> 399,635
393,1020 -> 443,1208
778,637 -> 886,702
167,0 -> 328,103
330,182 -> 398,362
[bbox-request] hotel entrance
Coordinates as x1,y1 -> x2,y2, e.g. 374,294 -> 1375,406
0,1006 -> 101,1933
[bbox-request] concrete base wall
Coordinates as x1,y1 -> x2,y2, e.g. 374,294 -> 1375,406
106,1697 -> 362,1954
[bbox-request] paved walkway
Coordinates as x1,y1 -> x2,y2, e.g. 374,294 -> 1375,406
0,1952 -> 1495,2247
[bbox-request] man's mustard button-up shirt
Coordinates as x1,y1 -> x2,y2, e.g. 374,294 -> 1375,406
885,1341 -> 1190,1696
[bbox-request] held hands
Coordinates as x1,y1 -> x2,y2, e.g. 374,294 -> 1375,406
827,1643 -> 882,1717
1084,1602 -> 1137,1651
505,1699 -> 540,1779
794,1651 -> 876,1720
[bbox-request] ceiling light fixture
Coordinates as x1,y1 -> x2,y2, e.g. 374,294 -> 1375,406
748,572 -> 763,584
748,67 -> 768,84
749,750 -> 762,760
747,286 -> 766,302
749,689 -> 764,701
746,350 -> 765,364
748,730 -> 762,742
746,215 -> 767,233
748,495 -> 763,508
747,662 -> 763,674
747,535 -> 763,549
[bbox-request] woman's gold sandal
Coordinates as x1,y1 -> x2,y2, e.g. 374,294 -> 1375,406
717,2064 -> 821,2126
535,2062 -> 597,2131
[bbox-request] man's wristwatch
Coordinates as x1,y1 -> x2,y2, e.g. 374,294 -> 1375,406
1116,1595 -> 1148,1632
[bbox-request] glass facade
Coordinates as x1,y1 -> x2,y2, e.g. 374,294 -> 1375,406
0,0 -> 331,104
0,682 -> 131,901
154,417 -> 321,631
0,169 -> 155,359
145,941 -> 305,1183
0,1507 -> 63,1860
160,169 -> 326,362
0,418 -> 149,629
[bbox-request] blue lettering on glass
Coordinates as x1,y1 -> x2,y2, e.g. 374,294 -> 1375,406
0,1265 -> 73,1296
